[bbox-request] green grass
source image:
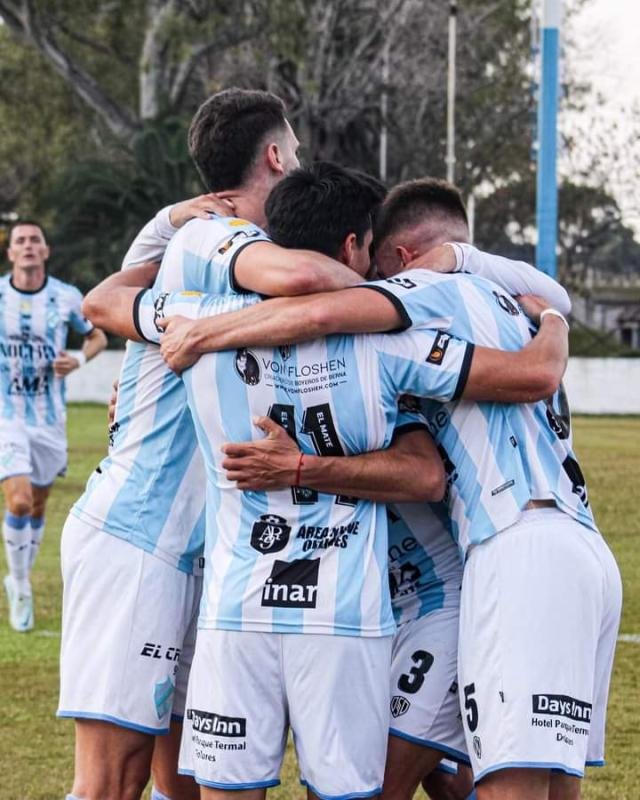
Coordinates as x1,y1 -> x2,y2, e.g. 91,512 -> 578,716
0,408 -> 638,799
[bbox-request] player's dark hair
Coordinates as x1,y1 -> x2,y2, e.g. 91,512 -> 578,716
373,178 -> 468,248
265,161 -> 387,259
8,219 -> 48,244
188,88 -> 288,191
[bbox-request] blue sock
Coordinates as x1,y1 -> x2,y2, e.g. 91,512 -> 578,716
466,791 -> 477,800
151,787 -> 173,800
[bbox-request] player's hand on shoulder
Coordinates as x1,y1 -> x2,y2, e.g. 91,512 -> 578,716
53,350 -> 81,377
158,315 -> 200,374
406,243 -> 458,273
221,416 -> 300,491
515,293 -> 551,324
169,193 -> 236,228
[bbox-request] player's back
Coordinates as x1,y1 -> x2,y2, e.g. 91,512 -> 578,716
374,269 -> 597,554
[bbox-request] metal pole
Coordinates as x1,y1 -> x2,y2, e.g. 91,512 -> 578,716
446,1 -> 457,184
535,0 -> 561,277
379,40 -> 390,182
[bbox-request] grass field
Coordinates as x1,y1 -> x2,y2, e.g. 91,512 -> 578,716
0,406 -> 638,799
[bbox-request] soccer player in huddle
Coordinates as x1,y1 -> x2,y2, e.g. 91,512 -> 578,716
163,172 -> 621,800
124,161 -> 570,800
0,221 -> 106,632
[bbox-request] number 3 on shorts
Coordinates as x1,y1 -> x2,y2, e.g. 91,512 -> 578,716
463,683 -> 479,732
397,650 -> 434,694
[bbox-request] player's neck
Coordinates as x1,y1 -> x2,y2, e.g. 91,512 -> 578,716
217,183 -> 270,230
11,266 -> 46,292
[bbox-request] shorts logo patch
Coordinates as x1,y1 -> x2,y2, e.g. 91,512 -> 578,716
532,694 -> 592,722
473,735 -> 482,759
390,696 -> 411,718
261,558 -> 319,608
187,708 -> 246,737
492,291 -> 520,316
250,514 -> 291,554
426,331 -> 452,365
153,677 -> 175,720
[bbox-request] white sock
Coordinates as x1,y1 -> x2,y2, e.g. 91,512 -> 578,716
151,787 -> 173,800
29,516 -> 45,568
3,512 -> 31,594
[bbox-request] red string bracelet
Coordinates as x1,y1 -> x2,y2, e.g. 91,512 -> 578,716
294,452 -> 304,487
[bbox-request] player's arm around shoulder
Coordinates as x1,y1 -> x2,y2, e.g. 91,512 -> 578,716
462,296 -> 569,403
221,416 -> 445,504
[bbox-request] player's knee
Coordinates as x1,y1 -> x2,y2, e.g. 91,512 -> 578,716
6,494 -> 31,517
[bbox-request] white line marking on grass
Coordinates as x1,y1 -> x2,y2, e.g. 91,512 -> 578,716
33,630 -> 61,638
618,634 -> 640,644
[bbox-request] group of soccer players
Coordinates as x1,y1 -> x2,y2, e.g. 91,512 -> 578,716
1,88 -> 622,800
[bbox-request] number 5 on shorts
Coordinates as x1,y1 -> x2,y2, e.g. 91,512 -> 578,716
463,683 -> 479,732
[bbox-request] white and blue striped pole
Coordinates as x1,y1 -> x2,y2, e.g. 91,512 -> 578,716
535,0 -> 561,277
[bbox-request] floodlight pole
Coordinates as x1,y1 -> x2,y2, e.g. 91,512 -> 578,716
379,39 -> 390,182
535,0 -> 561,277
446,1 -> 457,184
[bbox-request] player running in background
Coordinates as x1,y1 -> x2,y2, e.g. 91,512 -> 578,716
165,177 -> 621,800
0,221 -> 106,632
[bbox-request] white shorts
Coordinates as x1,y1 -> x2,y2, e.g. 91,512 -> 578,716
458,509 -> 622,782
180,628 -> 393,798
389,606 -> 468,764
0,417 -> 67,486
58,515 -> 201,734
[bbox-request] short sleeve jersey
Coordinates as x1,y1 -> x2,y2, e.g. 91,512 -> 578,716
137,289 -> 474,636
0,274 -> 93,427
71,215 -> 269,573
362,269 -> 597,555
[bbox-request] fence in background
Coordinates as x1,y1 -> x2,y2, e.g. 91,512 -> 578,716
66,351 -> 640,415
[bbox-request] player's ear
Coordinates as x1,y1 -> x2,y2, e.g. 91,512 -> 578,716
265,141 -> 285,176
338,233 -> 358,268
396,245 -> 416,267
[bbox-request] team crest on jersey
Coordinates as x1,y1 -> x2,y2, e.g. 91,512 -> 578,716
389,561 -> 422,599
390,696 -> 411,718
250,514 -> 291,554
398,394 -> 421,413
426,331 -> 451,365
234,348 -> 260,385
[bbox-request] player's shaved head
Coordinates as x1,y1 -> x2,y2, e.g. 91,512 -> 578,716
8,220 -> 47,245
189,88 -> 288,191
373,178 -> 469,258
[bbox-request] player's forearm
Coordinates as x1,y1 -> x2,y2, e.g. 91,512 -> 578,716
298,450 -> 445,503
82,264 -> 158,341
454,243 -> 572,315
464,315 -> 568,403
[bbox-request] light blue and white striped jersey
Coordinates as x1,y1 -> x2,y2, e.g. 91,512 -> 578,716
136,289 -> 474,637
388,500 -> 461,626
363,269 -> 597,555
71,211 -> 270,573
0,274 -> 92,427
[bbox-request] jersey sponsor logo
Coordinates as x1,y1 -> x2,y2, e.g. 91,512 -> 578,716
490,479 -> 515,496
390,695 -> 411,718
10,369 -> 50,396
261,558 -> 319,608
562,456 -> 589,507
426,332 -> 451,365
217,228 -> 262,254
531,694 -> 592,722
235,348 -> 261,385
187,708 -> 247,737
0,339 -> 56,362
250,514 -> 291,554
389,561 -> 422,599
296,520 -> 359,551
398,394 -> 421,413
492,290 -> 520,316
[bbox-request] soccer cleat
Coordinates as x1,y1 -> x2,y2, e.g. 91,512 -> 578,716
4,574 -> 34,632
